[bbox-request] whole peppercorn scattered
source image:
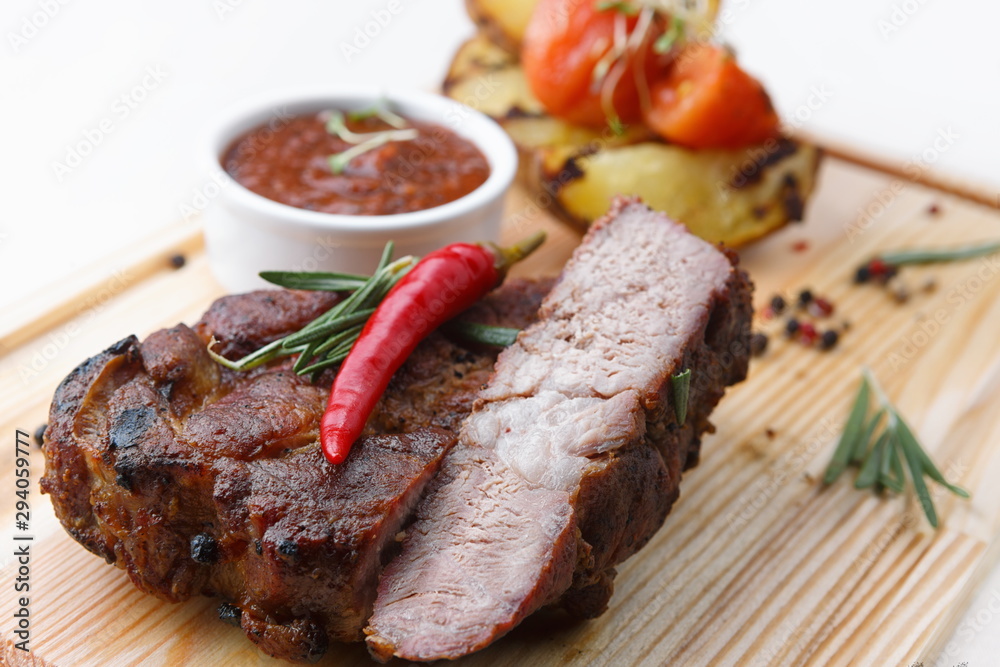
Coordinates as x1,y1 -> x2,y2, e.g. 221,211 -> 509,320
33,423 -> 47,447
868,258 -> 889,276
808,296 -> 835,318
819,330 -> 840,350
770,294 -> 787,315
169,253 -> 187,269
862,258 -> 900,285
797,289 -> 813,308
798,322 -> 818,345
785,318 -> 800,337
750,332 -> 769,357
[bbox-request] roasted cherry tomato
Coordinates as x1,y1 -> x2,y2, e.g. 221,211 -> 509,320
522,0 -> 658,128
642,43 -> 780,149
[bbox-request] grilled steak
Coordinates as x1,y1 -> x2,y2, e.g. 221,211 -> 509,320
366,198 -> 753,661
40,281 -> 550,663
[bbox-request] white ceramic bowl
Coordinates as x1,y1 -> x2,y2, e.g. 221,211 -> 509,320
203,87 -> 517,292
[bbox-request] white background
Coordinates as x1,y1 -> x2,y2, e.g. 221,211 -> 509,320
3,0 -> 999,662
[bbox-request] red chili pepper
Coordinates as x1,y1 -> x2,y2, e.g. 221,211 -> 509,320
319,232 -> 546,464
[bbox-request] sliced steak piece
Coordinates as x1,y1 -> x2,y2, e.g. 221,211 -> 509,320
41,281 -> 551,663
367,197 -> 753,662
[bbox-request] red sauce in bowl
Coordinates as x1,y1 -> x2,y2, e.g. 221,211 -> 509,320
222,111 -> 491,216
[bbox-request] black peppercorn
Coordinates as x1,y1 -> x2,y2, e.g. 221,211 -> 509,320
769,295 -> 786,315
33,423 -> 47,446
218,602 -> 242,627
278,539 -> 299,560
797,289 -> 813,307
750,332 -> 769,357
819,330 -> 840,350
169,253 -> 186,269
191,533 -> 218,564
854,265 -> 871,284
785,318 -> 800,336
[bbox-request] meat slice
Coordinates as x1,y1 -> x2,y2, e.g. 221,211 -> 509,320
366,198 -> 753,661
41,281 -> 551,663
367,446 -> 577,661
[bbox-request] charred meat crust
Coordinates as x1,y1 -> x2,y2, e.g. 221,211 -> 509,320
40,280 -> 551,663
194,289 -> 342,359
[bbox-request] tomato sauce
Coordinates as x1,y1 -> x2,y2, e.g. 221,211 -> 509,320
222,111 -> 490,215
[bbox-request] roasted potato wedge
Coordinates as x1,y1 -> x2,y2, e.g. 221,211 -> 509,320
445,28 -> 821,246
464,0 -> 537,54
538,140 -> 820,245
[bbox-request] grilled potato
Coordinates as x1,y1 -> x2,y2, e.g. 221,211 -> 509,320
539,141 -> 819,245
446,27 -> 822,246
464,0 -> 536,54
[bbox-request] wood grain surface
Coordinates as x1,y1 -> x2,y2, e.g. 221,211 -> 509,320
2,156 -> 999,666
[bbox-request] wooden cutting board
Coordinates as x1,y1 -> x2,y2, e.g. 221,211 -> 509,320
2,154 -> 1000,666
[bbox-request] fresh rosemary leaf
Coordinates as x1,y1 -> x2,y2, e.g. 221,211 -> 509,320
376,240 -> 395,272
444,320 -> 520,347
852,408 -> 885,465
209,242 -> 414,379
878,239 -> 1000,267
896,417 -> 971,498
854,430 -> 887,490
824,367 -> 969,528
672,369 -> 692,426
824,377 -> 871,483
881,437 -> 906,494
298,355 -> 346,376
281,309 -> 374,348
299,341 -> 355,376
311,323 -> 365,359
259,271 -> 367,291
898,430 -> 939,528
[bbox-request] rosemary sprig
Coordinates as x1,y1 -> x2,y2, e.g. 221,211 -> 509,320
823,366 -> 970,527
208,241 -> 526,379
671,368 -> 692,426
258,271 -> 367,292
871,239 -> 1000,268
207,242 -> 416,375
